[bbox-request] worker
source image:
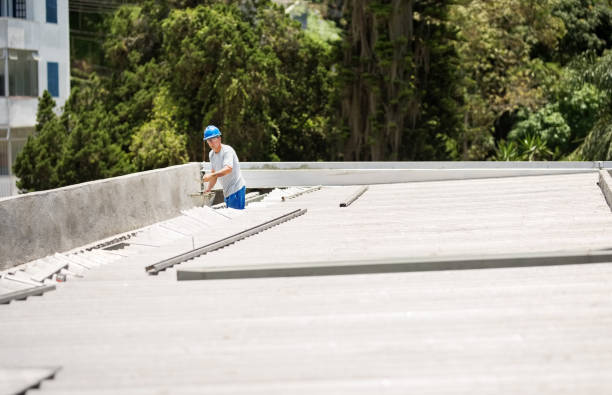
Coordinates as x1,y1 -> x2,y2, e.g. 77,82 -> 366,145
202,125 -> 246,209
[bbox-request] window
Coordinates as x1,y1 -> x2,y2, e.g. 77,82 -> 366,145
0,50 -> 5,97
46,0 -> 57,23
47,62 -> 59,97
0,139 -> 7,176
8,50 -> 38,97
12,0 -> 26,19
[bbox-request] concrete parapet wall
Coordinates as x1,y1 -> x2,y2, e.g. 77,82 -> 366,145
236,161 -> 612,170
0,163 -> 202,270
204,161 -> 612,188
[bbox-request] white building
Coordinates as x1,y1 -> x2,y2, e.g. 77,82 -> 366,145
0,0 -> 70,197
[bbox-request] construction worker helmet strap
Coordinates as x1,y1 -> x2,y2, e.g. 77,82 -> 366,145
203,125 -> 222,140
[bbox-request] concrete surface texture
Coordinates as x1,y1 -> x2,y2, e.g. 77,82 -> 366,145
1,173 -> 612,394
0,163 -> 201,271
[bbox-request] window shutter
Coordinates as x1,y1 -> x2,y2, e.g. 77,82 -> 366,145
47,62 -> 59,97
46,0 -> 57,23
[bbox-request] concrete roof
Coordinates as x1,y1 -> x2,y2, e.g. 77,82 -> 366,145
2,173 -> 612,394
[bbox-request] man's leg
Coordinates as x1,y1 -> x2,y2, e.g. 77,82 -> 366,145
225,186 -> 246,209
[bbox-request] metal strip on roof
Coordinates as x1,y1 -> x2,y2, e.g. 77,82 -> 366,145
0,284 -> 56,304
146,208 -> 307,275
339,185 -> 369,207
281,186 -> 322,201
176,250 -> 612,281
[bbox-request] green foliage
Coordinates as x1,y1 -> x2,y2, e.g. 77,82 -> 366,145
557,82 -> 606,143
518,134 -> 555,161
339,0 -> 463,160
571,50 -> 612,159
450,0 -> 567,158
508,104 -> 571,153
15,0 -> 612,193
494,134 -> 554,161
130,119 -> 189,171
130,89 -> 189,171
58,85 -> 134,185
13,92 -> 66,192
494,140 -> 521,161
35,91 -> 57,132
546,0 -> 612,63
574,116 -> 612,160
161,2 -> 336,161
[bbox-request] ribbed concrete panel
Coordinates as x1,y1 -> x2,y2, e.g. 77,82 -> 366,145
1,173 -> 612,394
180,173 -> 612,270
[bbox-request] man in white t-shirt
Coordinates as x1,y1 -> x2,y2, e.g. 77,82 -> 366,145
202,125 -> 246,209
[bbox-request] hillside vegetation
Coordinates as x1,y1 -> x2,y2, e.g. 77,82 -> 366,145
14,0 -> 612,191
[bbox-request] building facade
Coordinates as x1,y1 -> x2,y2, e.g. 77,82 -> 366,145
0,0 -> 69,197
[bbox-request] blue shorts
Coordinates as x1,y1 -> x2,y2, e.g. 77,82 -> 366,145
225,186 -> 246,209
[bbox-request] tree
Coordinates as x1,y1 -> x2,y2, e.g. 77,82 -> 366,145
540,0 -> 612,64
572,49 -> 612,159
161,2 -> 336,161
130,88 -> 189,171
508,104 -> 570,155
449,0 -> 567,159
57,79 -> 134,185
13,92 -> 66,191
339,0 -> 463,161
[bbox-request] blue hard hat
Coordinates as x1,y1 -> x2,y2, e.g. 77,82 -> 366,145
203,125 -> 221,141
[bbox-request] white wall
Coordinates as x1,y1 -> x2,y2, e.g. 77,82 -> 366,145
0,0 -> 70,122
0,0 -> 70,195
32,0 -> 70,107
7,97 -> 37,127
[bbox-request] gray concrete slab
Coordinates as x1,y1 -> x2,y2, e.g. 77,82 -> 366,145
179,173 -> 612,271
4,262 -> 612,394
177,250 -> 612,280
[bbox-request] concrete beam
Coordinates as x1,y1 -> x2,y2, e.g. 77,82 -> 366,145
237,161 -> 612,170
177,250 -> 612,281
599,170 -> 612,212
239,169 -> 598,187
204,161 -> 612,188
0,163 -> 202,270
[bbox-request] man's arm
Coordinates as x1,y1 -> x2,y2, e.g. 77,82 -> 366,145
203,165 -> 232,192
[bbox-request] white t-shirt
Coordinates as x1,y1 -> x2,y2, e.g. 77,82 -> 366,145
209,144 -> 246,197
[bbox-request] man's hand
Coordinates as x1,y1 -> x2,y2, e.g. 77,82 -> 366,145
202,165 -> 230,192
203,172 -> 215,183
